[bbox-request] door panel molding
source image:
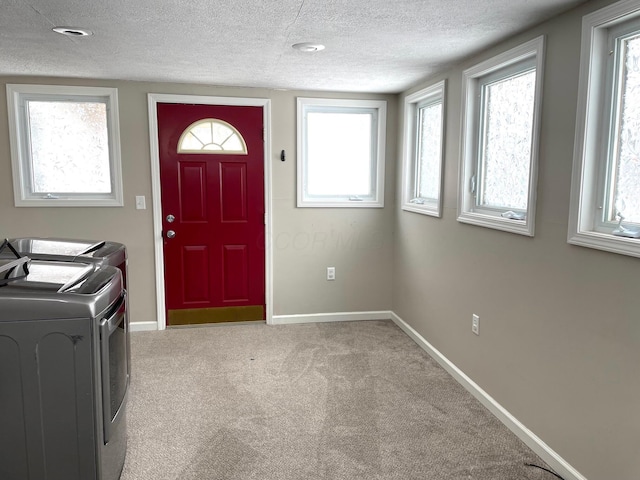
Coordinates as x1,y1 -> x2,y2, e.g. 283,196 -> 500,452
181,245 -> 210,304
179,162 -> 208,222
148,93 -> 273,330
222,244 -> 249,302
219,162 -> 248,223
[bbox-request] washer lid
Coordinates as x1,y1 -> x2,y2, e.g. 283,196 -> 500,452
2,238 -> 126,267
0,264 -> 123,322
0,260 -> 94,292
17,238 -> 105,257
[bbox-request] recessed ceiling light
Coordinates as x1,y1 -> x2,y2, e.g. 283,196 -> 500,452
53,27 -> 93,37
292,42 -> 325,52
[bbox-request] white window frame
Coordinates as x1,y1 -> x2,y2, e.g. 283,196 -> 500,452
569,0 -> 640,258
458,36 -> 545,236
296,97 -> 386,208
6,84 -> 124,207
401,80 -> 446,217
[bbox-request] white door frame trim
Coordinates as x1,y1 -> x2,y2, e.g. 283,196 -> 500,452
147,93 -> 273,330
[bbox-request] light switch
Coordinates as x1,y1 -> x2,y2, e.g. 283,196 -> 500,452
135,196 -> 146,210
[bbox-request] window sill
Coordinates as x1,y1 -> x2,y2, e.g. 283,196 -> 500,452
297,200 -> 384,208
401,202 -> 441,218
568,229 -> 640,259
457,210 -> 534,236
15,197 -> 124,208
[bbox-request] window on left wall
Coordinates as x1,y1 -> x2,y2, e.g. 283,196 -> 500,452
6,84 -> 124,207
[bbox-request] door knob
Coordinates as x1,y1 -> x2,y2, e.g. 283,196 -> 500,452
166,214 -> 175,223
166,230 -> 176,239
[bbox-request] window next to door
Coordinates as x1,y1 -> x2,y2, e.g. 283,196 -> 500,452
296,97 -> 387,208
6,84 -> 124,207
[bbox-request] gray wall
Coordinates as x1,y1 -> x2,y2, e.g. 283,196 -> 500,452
394,1 -> 639,479
0,80 -> 396,324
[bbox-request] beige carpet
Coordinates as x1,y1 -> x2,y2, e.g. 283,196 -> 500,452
120,320 -> 557,480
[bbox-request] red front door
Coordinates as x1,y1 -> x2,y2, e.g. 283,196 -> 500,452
157,103 -> 265,325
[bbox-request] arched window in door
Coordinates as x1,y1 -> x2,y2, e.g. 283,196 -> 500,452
177,118 -> 248,154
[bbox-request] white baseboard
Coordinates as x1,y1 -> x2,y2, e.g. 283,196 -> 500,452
389,312 -> 587,480
271,310 -> 393,325
130,321 -> 158,332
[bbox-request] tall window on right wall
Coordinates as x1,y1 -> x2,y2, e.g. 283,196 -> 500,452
401,80 -> 446,217
569,0 -> 640,258
458,36 -> 545,236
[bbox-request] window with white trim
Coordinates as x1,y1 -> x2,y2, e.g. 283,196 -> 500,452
401,80 -> 446,217
297,97 -> 386,208
458,36 -> 545,236
569,0 -> 640,258
6,84 -> 123,207
178,119 -> 247,154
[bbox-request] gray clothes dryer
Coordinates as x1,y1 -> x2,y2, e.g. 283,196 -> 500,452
0,259 -> 128,480
1,237 -> 131,387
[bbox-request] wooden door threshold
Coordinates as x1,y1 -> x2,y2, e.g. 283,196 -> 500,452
167,305 -> 264,326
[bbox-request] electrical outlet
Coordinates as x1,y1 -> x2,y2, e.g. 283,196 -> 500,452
327,267 -> 336,281
472,314 -> 480,335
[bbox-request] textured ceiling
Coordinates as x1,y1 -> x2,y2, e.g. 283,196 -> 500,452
1,0 -> 589,93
